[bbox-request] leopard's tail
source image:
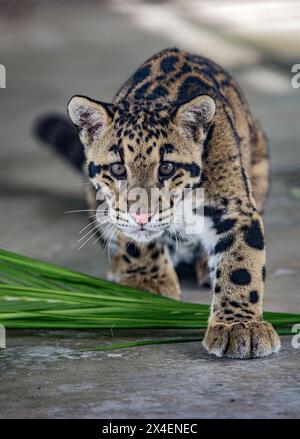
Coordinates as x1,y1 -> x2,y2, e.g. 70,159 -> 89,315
33,114 -> 84,172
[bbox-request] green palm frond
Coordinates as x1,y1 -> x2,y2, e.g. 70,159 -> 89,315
0,248 -> 298,350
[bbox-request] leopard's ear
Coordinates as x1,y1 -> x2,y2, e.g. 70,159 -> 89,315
174,95 -> 215,143
67,95 -> 113,142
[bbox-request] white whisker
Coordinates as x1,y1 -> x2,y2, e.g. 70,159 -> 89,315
79,219 -> 98,234
78,229 -> 101,250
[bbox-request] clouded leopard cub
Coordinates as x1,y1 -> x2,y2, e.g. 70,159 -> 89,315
36,48 -> 280,359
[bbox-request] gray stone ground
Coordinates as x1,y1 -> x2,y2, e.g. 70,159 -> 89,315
0,2 -> 299,419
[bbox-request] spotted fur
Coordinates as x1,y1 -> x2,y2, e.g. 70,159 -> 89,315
38,48 -> 280,359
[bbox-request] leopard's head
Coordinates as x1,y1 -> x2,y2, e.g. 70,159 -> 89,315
68,95 -> 215,243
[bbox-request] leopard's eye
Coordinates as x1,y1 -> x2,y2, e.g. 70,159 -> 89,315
158,161 -> 175,179
110,162 -> 127,179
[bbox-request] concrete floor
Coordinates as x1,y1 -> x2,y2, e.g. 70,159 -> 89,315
0,2 -> 299,418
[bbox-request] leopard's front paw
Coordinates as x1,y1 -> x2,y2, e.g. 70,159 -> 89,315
203,320 -> 281,359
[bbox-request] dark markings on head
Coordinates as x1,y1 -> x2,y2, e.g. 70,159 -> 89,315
159,143 -> 174,159
230,268 -> 251,286
175,181 -> 183,187
88,161 -> 102,178
109,144 -> 119,154
172,173 -> 183,181
179,162 -> 200,177
102,174 -> 114,183
242,220 -> 264,250
202,123 -> 214,161
146,146 -> 153,155
134,153 -> 143,162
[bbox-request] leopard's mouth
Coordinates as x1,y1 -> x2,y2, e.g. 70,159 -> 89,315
119,227 -> 165,243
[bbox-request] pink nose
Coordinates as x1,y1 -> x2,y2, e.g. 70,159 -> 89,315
131,212 -> 151,225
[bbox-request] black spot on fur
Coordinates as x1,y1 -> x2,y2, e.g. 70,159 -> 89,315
215,284 -> 221,293
214,235 -> 235,254
159,143 -> 174,159
262,265 -> 266,282
204,206 -> 237,235
102,174 -> 114,183
126,242 -> 141,258
235,255 -> 244,262
181,63 -> 192,74
230,268 -> 251,285
151,266 -> 159,273
164,143 -> 174,154
202,123 -> 214,161
180,162 -> 200,177
134,81 -> 151,99
131,65 -> 151,85
204,206 -> 224,218
243,308 -> 255,315
172,173 -> 183,182
249,290 -> 259,304
216,269 -> 221,279
242,220 -> 264,250
88,161 -> 102,178
229,301 -> 240,308
109,144 -> 119,154
148,86 -> 168,100
146,146 -> 153,155
215,218 -> 237,234
177,76 -> 210,104
126,266 -> 146,274
151,250 -> 160,259
160,55 -> 179,73
122,255 -> 131,263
